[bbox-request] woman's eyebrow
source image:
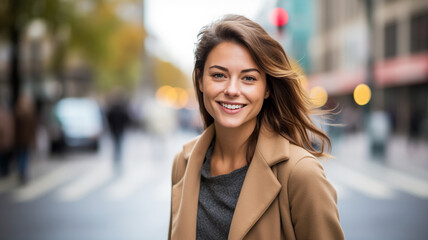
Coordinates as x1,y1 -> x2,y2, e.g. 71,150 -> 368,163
209,65 -> 228,72
241,68 -> 260,74
209,65 -> 260,74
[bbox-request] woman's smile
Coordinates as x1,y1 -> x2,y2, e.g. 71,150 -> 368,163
217,101 -> 247,114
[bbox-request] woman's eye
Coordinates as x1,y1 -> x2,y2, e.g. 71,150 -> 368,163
212,73 -> 225,79
243,76 -> 256,82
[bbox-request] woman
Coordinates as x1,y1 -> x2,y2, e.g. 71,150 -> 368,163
169,15 -> 344,240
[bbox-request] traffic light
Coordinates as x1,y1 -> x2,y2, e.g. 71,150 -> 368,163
270,7 -> 289,34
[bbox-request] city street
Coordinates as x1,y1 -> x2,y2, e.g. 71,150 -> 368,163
1,0 -> 427,240
0,130 -> 427,240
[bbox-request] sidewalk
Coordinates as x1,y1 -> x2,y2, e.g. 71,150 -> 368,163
331,132 -> 428,180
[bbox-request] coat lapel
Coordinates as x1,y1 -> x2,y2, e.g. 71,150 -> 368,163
228,125 -> 290,240
172,125 -> 214,240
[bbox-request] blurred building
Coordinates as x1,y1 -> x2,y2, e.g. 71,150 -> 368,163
257,0 -> 315,74
307,0 -> 428,137
279,0 -> 315,73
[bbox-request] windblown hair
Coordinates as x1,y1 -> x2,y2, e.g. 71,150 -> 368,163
193,14 -> 332,161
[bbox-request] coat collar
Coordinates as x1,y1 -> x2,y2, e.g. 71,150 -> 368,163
172,125 -> 214,239
182,124 -> 290,166
178,124 -> 290,240
228,124 -> 289,239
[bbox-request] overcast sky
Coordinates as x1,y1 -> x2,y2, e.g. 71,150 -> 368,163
144,0 -> 269,75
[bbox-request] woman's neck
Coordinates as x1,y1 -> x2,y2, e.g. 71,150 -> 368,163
211,120 -> 256,176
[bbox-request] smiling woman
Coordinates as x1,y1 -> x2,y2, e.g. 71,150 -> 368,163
199,42 -> 268,132
169,15 -> 344,240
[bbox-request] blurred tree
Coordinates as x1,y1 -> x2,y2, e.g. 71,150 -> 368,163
0,0 -> 146,104
153,58 -> 190,89
67,0 -> 146,93
0,0 -> 74,105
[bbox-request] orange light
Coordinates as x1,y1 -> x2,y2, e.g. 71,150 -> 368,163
310,86 -> 328,107
353,84 -> 371,106
175,88 -> 188,109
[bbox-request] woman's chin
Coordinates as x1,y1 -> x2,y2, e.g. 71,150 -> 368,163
214,118 -> 255,130
215,120 -> 242,129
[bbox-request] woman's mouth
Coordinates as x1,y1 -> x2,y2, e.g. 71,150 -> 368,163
221,103 -> 244,110
217,101 -> 246,111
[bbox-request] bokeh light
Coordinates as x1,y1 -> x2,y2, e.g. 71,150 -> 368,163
185,88 -> 198,110
175,87 -> 188,109
290,59 -> 307,89
310,86 -> 328,107
156,85 -> 189,109
270,7 -> 289,27
353,84 -> 372,106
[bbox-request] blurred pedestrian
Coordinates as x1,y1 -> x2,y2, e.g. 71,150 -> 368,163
408,110 -> 422,153
106,93 -> 130,171
14,95 -> 37,184
409,110 -> 421,141
368,111 -> 391,160
169,15 -> 344,240
0,101 -> 14,178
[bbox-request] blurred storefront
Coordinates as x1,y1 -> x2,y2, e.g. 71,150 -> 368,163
307,0 -> 428,139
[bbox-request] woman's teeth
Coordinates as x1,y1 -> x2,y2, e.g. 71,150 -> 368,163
221,103 -> 244,110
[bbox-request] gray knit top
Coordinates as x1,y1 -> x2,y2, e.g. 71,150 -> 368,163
196,142 -> 249,240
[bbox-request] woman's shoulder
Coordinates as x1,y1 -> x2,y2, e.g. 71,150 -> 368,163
287,144 -> 317,164
175,135 -> 201,161
275,143 -> 324,182
171,135 -> 200,184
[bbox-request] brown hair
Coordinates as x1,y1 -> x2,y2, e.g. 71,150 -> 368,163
193,14 -> 332,162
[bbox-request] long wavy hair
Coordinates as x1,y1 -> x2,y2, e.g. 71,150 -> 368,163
193,14 -> 332,161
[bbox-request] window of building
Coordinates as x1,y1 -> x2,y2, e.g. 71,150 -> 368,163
344,0 -> 359,21
321,0 -> 329,32
384,21 -> 398,59
322,0 -> 335,32
411,11 -> 428,53
324,49 -> 333,72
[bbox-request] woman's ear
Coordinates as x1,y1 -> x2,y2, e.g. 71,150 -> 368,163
264,75 -> 270,99
264,89 -> 269,99
196,69 -> 203,92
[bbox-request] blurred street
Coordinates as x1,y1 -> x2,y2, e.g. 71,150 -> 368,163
0,129 -> 196,240
1,0 -> 428,239
0,129 -> 427,240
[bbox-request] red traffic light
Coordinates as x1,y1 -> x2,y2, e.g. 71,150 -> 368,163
270,7 -> 289,27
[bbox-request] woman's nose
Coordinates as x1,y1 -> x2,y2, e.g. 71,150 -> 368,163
223,78 -> 240,97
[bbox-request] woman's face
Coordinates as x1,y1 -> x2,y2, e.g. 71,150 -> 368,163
199,41 -> 268,130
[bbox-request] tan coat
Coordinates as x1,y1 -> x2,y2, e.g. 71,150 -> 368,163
169,125 -> 344,240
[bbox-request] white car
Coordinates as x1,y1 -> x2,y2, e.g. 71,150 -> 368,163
48,98 -> 104,152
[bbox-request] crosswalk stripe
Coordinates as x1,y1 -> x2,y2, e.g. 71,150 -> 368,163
57,161 -> 113,201
328,164 -> 396,199
13,164 -> 80,202
0,173 -> 18,194
105,162 -> 152,200
367,163 -> 428,199
329,180 -> 351,200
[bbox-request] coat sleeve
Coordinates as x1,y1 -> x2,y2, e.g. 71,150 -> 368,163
287,157 -> 344,240
168,150 -> 186,240
168,152 -> 179,240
